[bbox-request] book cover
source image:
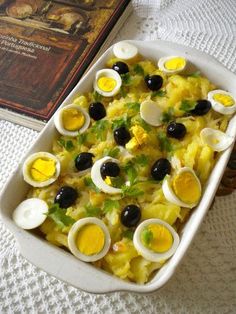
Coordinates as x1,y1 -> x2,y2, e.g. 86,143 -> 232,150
0,0 -> 131,129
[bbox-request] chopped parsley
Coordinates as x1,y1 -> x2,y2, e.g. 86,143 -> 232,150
121,185 -> 144,197
90,119 -> 110,140
141,228 -> 153,246
133,64 -> 145,76
125,102 -> 140,113
160,107 -> 175,123
102,199 -> 120,213
188,70 -> 201,78
157,132 -> 173,152
122,229 -> 134,240
152,90 -> 167,97
112,115 -> 131,130
85,204 -> 101,217
180,100 -> 196,112
121,73 -> 132,86
47,204 -> 75,229
92,91 -> 103,102
123,162 -> 138,185
84,177 -> 100,192
57,138 -> 74,151
134,154 -> 149,166
103,147 -> 120,158
77,133 -> 87,145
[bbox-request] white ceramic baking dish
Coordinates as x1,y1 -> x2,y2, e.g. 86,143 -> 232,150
0,40 -> 236,294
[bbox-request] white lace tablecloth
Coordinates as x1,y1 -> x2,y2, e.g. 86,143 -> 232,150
1,0 -> 236,313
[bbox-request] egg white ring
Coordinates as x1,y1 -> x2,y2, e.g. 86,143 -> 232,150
91,156 -> 122,194
93,69 -> 122,97
140,100 -> 163,126
200,128 -> 234,152
54,104 -> 90,137
133,218 -> 180,262
23,152 -> 60,188
13,198 -> 48,230
68,217 -> 111,262
207,90 -> 236,115
113,41 -> 138,60
158,56 -> 186,74
162,167 -> 201,208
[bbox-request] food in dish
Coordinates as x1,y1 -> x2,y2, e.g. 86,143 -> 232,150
13,42 -> 235,284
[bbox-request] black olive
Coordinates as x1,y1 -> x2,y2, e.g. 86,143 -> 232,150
167,122 -> 186,139
101,162 -> 120,178
190,100 -> 211,116
54,186 -> 78,208
145,75 -> 163,91
112,61 -> 129,75
120,204 -> 141,227
89,102 -> 106,121
75,152 -> 94,171
113,126 -> 131,146
151,158 -> 171,181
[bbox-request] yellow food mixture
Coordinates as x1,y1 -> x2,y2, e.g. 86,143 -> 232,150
27,55 -> 231,284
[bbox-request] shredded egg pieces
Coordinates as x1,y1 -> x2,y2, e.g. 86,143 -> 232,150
213,94 -> 235,107
126,125 -> 148,150
97,77 -> 117,92
142,224 -> 173,253
164,57 -> 186,70
172,171 -> 201,204
62,108 -> 85,131
76,224 -> 105,256
30,158 -> 56,182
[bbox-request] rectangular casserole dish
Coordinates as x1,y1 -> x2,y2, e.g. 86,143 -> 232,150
0,40 -> 236,294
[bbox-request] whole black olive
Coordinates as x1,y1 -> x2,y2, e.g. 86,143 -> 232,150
75,152 -> 94,171
101,162 -> 120,178
145,75 -> 163,91
112,61 -> 129,75
120,204 -> 141,227
151,158 -> 171,181
190,100 -> 211,116
113,126 -> 131,146
54,186 -> 78,208
89,102 -> 106,121
167,122 -> 186,139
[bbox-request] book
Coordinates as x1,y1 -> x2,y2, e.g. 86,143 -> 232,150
0,0 -> 132,130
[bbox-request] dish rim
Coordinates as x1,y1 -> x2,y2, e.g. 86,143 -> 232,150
0,39 -> 236,294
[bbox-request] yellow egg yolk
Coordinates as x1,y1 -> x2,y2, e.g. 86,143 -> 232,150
97,77 -> 117,92
76,224 -> 105,256
104,176 -> 112,185
142,224 -> 173,253
213,94 -> 235,107
164,57 -> 186,71
62,108 -> 85,131
30,158 -> 56,182
173,171 -> 201,204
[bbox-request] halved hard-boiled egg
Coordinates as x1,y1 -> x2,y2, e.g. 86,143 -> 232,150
133,218 -> 179,262
162,167 -> 201,208
13,198 -> 48,229
94,69 -> 122,97
140,100 -> 163,126
207,90 -> 236,115
91,156 -> 122,194
23,152 -> 60,187
158,56 -> 186,74
200,128 -> 234,152
68,217 -> 111,262
113,41 -> 138,60
54,104 -> 90,137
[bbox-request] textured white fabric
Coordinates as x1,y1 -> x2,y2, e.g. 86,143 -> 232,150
1,0 -> 236,313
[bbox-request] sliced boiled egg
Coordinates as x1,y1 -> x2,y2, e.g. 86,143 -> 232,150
68,217 -> 111,262
158,56 -> 186,74
207,90 -> 236,115
13,198 -> 48,229
140,100 -> 163,126
162,167 -> 201,208
113,41 -> 138,60
91,156 -> 122,194
200,128 -> 234,152
23,152 -> 60,187
54,104 -> 90,137
133,218 -> 179,262
94,69 -> 122,97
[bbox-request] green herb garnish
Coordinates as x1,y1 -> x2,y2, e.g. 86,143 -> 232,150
138,118 -> 152,131
152,90 -> 167,97
133,64 -> 145,76
123,162 -> 138,185
84,177 -> 100,192
77,133 -> 87,145
157,132 -> 172,152
85,204 -> 101,217
92,91 -> 103,102
103,147 -> 120,158
112,115 -> 131,130
121,185 -> 144,197
121,73 -> 132,86
103,199 -> 120,213
57,138 -> 74,151
180,100 -> 196,112
47,204 -> 75,229
123,229 -> 134,240
160,107 -> 175,123
125,102 -> 140,113
188,70 -> 201,78
141,228 -> 153,246
90,119 -> 110,140
119,86 -> 127,97
134,154 -> 149,166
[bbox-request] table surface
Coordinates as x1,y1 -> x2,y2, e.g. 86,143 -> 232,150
0,0 -> 236,313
